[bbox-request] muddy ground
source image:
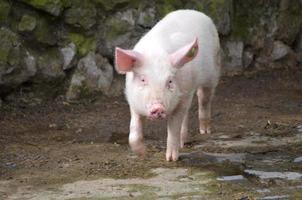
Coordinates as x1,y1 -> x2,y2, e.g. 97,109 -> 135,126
0,69 -> 302,199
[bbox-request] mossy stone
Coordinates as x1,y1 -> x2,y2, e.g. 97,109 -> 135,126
20,0 -> 69,16
37,48 -> 64,79
33,17 -> 56,45
105,17 -> 130,40
156,0 -> 183,18
0,28 -> 19,63
93,0 -> 134,11
277,0 -> 302,45
18,15 -> 37,32
231,1 -> 280,41
0,0 -> 10,24
64,0 -> 96,30
68,33 -> 96,56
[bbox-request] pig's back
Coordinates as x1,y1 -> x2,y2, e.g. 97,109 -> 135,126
135,10 -> 220,88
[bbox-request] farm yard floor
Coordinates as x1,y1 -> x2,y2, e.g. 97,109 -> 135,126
1,69 -> 302,199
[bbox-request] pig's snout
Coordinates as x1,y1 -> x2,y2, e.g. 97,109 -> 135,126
148,103 -> 166,120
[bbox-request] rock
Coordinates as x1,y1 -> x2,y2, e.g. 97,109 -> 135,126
24,50 -> 37,77
293,156 -> 302,163
0,27 -> 18,64
99,9 -> 139,58
66,52 -> 113,100
103,10 -> 135,40
297,125 -> 302,133
217,175 -> 246,181
223,41 -> 244,73
205,0 -> 232,35
0,0 -> 10,24
114,9 -> 136,26
64,0 -> 97,29
296,34 -> 302,52
94,0 -> 130,11
105,75 -> 125,97
276,0 -> 302,45
68,33 -> 96,57
243,50 -> 254,68
0,28 -> 37,94
36,48 -> 65,80
137,7 -> 156,28
272,41 -> 291,60
20,0 -> 68,16
244,169 -> 302,180
60,43 -> 76,70
34,17 -> 56,45
18,14 -> 37,32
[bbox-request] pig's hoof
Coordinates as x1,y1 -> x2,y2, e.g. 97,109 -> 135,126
130,143 -> 146,158
180,141 -> 185,148
166,148 -> 179,161
200,127 -> 211,134
199,119 -> 211,134
180,132 -> 188,148
199,123 -> 211,134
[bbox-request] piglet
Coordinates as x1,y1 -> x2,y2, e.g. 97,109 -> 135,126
115,10 -> 221,161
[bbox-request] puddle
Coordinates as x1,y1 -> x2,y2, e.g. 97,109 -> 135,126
259,195 -> 289,200
217,175 -> 246,181
180,151 -> 246,164
244,170 -> 302,180
211,134 -> 302,149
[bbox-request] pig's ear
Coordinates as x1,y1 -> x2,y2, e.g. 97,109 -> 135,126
115,47 -> 143,74
170,38 -> 199,68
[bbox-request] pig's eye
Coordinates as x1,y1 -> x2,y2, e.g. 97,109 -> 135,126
139,75 -> 147,85
141,77 -> 145,83
167,79 -> 174,90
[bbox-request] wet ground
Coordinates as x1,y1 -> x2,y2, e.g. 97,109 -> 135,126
0,69 -> 302,199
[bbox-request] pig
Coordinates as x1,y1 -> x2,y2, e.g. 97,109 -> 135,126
115,10 -> 221,161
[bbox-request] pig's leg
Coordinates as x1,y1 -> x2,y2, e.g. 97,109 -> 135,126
166,98 -> 191,161
129,108 -> 146,157
197,87 -> 214,134
180,94 -> 194,148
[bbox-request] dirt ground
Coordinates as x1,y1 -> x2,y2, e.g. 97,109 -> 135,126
0,69 -> 302,199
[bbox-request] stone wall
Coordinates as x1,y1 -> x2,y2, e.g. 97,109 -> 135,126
0,0 -> 301,101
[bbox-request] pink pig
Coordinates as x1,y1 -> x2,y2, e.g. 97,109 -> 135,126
115,10 -> 221,161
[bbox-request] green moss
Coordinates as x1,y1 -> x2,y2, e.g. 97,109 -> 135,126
277,1 -> 302,45
0,0 -> 10,24
231,1 -> 260,41
143,15 -> 153,25
0,28 -> 18,62
231,1 -> 280,41
7,47 -> 21,66
93,0 -> 134,11
20,0 -> 69,16
105,18 -> 130,40
68,33 -> 96,56
33,17 -> 56,45
156,0 -> 183,18
64,0 -> 96,29
18,15 -> 37,32
35,48 -> 65,82
209,0 -> 226,18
